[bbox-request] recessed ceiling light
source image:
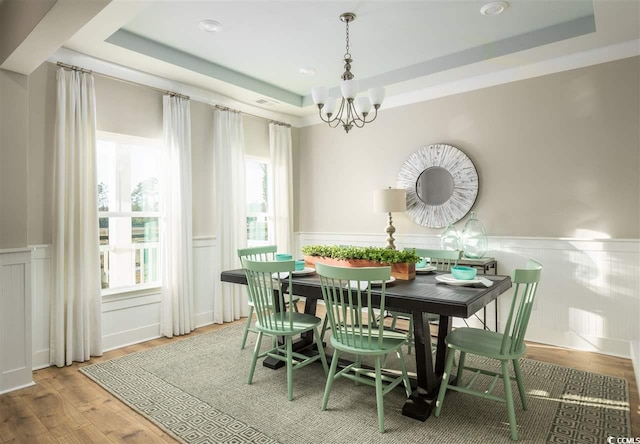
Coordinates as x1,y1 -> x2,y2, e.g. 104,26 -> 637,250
299,67 -> 317,76
199,20 -> 223,33
480,1 -> 509,16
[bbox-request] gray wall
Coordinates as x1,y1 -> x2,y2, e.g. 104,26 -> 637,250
297,57 -> 640,239
0,69 -> 29,248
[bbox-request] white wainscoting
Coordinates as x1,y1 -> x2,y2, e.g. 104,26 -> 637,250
193,238 -> 216,327
30,238 -> 219,367
0,249 -> 33,394
31,246 -> 51,369
296,232 -> 640,361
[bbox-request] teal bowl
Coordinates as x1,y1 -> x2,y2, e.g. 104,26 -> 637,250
295,260 -> 306,271
451,265 -> 477,280
276,253 -> 292,261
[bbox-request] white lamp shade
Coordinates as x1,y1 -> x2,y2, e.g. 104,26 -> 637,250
322,97 -> 337,116
368,87 -> 385,106
373,188 -> 406,213
312,86 -> 328,105
355,97 -> 372,115
340,79 -> 359,99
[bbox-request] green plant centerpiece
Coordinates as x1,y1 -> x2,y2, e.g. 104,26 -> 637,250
301,245 -> 420,280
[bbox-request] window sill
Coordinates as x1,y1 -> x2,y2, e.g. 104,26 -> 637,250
101,283 -> 162,301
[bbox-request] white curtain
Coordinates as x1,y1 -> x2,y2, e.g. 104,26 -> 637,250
213,109 -> 248,323
269,123 -> 294,253
51,68 -> 102,367
161,95 -> 194,338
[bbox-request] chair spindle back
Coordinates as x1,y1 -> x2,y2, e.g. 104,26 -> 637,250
408,248 -> 462,271
243,259 -> 295,332
500,259 -> 543,355
316,263 -> 392,350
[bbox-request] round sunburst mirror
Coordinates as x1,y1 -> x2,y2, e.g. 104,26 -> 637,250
397,144 -> 478,228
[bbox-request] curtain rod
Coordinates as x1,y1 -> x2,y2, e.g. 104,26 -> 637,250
214,105 -> 291,128
57,62 -> 189,100
56,62 -> 291,127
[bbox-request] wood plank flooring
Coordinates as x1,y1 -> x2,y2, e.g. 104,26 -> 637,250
1,320 -> 638,443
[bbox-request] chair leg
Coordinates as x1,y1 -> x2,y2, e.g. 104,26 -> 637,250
406,315 -> 414,355
248,332 -> 263,384
320,315 -> 329,342
455,351 -> 466,386
286,336 -> 294,401
374,355 -> 385,433
502,360 -> 518,441
390,313 -> 398,330
512,359 -> 528,410
241,305 -> 255,350
314,326 -> 329,374
322,350 -> 340,411
396,348 -> 412,397
434,346 -> 456,417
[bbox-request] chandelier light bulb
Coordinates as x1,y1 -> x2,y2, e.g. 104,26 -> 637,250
355,97 -> 372,115
368,87 -> 385,107
311,86 -> 328,105
322,97 -> 337,116
340,79 -> 359,99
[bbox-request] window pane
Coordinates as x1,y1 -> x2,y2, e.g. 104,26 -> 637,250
100,251 -> 110,289
131,217 -> 159,243
246,160 -> 268,213
99,218 -> 109,245
97,140 -> 116,211
130,145 -> 161,212
247,215 -> 269,241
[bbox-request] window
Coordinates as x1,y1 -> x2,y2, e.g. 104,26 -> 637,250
97,132 -> 162,293
246,157 -> 271,246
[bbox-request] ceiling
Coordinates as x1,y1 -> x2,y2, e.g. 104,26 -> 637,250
3,0 -> 640,125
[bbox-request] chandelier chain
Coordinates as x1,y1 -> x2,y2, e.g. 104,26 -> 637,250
344,19 -> 351,59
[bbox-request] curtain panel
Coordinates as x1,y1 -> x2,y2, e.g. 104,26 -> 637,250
213,109 -> 248,323
161,95 -> 195,337
269,123 -> 294,253
51,68 -> 102,367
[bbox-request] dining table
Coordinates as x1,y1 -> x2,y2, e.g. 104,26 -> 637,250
221,267 -> 512,421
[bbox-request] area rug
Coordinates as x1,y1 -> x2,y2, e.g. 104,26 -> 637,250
80,324 -> 630,444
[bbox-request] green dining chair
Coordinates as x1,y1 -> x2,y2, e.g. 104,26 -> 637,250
243,259 -> 328,401
386,248 -> 462,353
237,245 -> 300,350
434,259 -> 543,441
316,263 -> 412,433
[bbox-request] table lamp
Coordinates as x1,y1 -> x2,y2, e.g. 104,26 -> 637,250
373,188 -> 406,250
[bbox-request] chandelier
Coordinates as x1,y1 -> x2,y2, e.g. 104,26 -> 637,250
311,13 -> 385,133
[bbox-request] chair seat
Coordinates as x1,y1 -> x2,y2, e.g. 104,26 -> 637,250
446,327 -> 523,360
255,312 -> 322,335
331,329 -> 407,355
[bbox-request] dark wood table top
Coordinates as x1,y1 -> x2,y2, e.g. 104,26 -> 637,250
220,268 -> 512,319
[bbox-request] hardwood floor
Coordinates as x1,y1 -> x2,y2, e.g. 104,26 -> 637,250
1,320 -> 638,443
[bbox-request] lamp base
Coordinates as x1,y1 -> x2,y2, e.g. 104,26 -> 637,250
385,212 -> 396,250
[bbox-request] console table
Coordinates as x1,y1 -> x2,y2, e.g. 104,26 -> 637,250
457,257 -> 498,331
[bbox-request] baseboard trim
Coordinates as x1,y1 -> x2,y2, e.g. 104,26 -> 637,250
102,324 -> 161,352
